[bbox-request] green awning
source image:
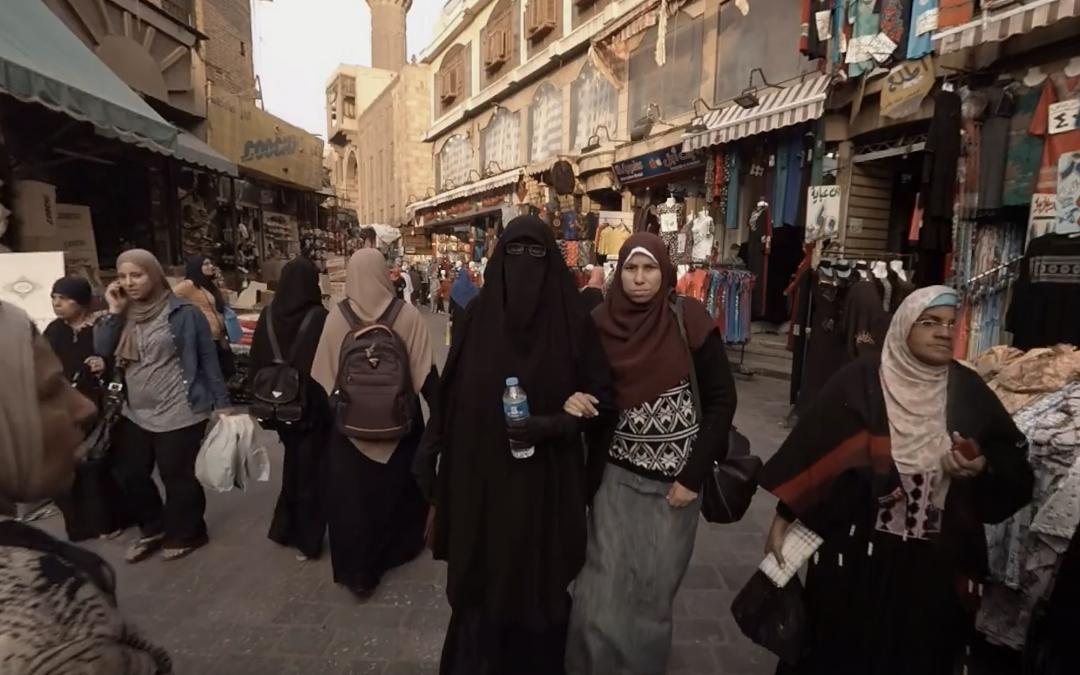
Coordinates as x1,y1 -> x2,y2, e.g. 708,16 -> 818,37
0,0 -> 177,153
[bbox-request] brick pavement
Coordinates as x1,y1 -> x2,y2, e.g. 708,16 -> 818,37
37,311 -> 792,675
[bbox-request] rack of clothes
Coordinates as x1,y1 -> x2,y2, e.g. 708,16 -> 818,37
788,250 -> 915,414
965,346 -> 1080,653
676,264 -> 754,345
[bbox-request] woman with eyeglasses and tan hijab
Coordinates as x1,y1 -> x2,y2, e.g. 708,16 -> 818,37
755,287 -> 1034,675
0,301 -> 173,674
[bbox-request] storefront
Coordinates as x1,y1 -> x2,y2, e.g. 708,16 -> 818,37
206,94 -> 325,284
0,0 -> 187,321
408,168 -> 525,265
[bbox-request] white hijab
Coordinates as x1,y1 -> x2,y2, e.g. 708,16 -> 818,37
0,303 -> 43,516
880,285 -> 957,486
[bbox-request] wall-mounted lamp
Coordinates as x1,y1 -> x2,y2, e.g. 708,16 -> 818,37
581,126 -> 626,153
685,99 -> 717,134
425,187 -> 438,198
735,68 -> 776,109
466,169 -> 482,184
485,161 -> 504,176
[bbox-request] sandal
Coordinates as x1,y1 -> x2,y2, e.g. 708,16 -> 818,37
162,544 -> 202,562
125,535 -> 164,564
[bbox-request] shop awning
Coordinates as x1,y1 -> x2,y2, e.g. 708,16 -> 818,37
175,131 -> 238,177
681,75 -> 831,152
0,0 -> 177,154
935,0 -> 1078,55
407,168 -> 523,217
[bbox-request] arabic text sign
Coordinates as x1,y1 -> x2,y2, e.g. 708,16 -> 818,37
1028,193 -> 1056,245
612,145 -> 705,183
881,57 -> 934,119
1048,99 -> 1080,136
805,185 -> 841,243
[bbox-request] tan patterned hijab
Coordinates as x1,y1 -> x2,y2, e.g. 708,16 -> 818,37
114,249 -> 172,363
311,249 -> 434,463
0,303 -> 43,517
880,285 -> 958,483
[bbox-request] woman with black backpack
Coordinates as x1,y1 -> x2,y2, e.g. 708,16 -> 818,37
247,257 -> 330,562
310,248 -> 440,600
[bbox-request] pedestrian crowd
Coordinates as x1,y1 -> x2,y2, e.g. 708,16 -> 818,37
0,214 -> 1044,675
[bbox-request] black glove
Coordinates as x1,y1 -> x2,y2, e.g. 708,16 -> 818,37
507,414 -> 574,447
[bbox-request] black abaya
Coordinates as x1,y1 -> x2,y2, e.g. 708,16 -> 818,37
247,257 -> 331,559
416,216 -> 614,674
43,319 -> 133,542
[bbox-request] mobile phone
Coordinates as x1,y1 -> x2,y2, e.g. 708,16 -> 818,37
954,437 -> 981,461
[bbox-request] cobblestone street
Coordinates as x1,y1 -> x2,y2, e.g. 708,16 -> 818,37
38,312 -> 792,675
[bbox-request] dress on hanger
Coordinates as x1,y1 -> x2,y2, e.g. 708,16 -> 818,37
691,211 -> 715,262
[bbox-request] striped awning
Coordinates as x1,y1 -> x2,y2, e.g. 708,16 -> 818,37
407,168 -> 523,218
682,75 -> 831,152
934,0 -> 1079,56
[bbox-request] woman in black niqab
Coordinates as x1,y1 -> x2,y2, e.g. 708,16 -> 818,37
416,216 -> 614,675
248,257 -> 331,560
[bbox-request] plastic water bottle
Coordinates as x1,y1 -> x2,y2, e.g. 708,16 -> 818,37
503,377 -> 534,459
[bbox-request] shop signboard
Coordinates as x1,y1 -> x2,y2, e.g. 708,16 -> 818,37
421,191 -> 512,227
1055,152 -> 1080,235
805,185 -> 841,243
1028,193 -> 1056,245
881,56 -> 934,120
207,97 -> 324,191
612,145 -> 705,184
0,251 -> 66,331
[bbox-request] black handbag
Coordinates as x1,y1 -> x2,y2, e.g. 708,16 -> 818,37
76,367 -> 126,465
672,296 -> 762,524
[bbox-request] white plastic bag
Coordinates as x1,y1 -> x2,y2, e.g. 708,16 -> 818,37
195,414 -> 270,492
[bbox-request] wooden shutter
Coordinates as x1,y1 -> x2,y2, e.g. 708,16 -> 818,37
526,0 -> 556,41
843,164 -> 891,252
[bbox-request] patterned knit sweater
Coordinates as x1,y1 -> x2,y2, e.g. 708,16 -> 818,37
0,520 -> 172,674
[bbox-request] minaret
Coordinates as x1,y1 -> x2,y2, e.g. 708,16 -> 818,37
367,0 -> 411,73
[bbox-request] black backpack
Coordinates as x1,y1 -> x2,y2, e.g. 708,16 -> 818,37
250,305 -> 320,429
332,298 -> 416,442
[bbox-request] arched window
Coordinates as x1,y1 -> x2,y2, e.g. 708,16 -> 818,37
481,108 -> 521,173
438,134 -> 473,190
346,151 -> 358,196
570,61 -> 618,151
528,82 -> 563,163
436,44 -> 468,116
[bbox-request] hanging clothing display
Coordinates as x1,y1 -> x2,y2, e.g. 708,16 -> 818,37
1005,233 -> 1080,350
906,0 -> 937,60
676,267 -> 754,344
977,83 -> 1016,212
725,153 -> 741,230
690,210 -> 715,262
1032,75 -> 1080,194
746,200 -> 772,318
1002,82 -> 1045,207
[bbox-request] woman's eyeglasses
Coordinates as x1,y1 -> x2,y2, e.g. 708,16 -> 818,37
506,243 -> 547,258
913,319 -> 956,331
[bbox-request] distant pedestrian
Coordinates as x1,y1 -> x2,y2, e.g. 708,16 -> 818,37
310,249 -> 440,600
0,301 -> 173,673
447,269 -> 479,343
565,233 -> 738,675
248,257 -> 330,562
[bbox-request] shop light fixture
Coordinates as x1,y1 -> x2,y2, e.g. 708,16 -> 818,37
735,68 -> 775,109
685,99 -> 717,134
581,125 -> 625,153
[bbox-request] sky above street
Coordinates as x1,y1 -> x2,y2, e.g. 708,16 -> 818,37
252,0 -> 445,138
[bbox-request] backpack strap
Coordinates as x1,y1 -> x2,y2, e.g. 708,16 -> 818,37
264,305 -> 286,365
285,306 -> 322,364
337,299 -> 363,330
377,298 -> 405,328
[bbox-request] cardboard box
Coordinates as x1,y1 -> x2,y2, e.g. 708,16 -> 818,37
55,204 -> 97,272
15,181 -> 57,237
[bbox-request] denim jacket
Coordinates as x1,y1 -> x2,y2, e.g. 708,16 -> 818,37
94,295 -> 231,413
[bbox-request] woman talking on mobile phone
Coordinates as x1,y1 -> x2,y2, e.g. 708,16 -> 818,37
95,249 -> 232,564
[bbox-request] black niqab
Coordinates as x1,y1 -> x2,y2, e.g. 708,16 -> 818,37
184,255 -> 226,312
248,257 -> 328,376
430,215 -> 608,626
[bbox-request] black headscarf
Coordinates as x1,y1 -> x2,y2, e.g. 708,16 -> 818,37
247,257 -> 328,377
428,215 -> 610,625
184,255 -> 226,312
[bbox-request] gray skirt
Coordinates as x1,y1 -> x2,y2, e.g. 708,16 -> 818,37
565,463 -> 700,675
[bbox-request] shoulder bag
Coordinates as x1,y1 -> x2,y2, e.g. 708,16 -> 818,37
672,295 -> 762,524
76,365 -> 126,465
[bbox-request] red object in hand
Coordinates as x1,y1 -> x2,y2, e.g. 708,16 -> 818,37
954,437 -> 981,461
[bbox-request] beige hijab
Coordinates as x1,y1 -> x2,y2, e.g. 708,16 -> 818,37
311,249 -> 435,463
880,285 -> 957,501
114,249 -> 172,363
0,303 -> 44,517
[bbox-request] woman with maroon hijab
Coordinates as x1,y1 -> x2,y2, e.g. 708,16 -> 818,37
564,233 -> 739,675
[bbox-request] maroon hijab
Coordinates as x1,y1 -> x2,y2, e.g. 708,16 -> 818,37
593,233 -> 715,410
